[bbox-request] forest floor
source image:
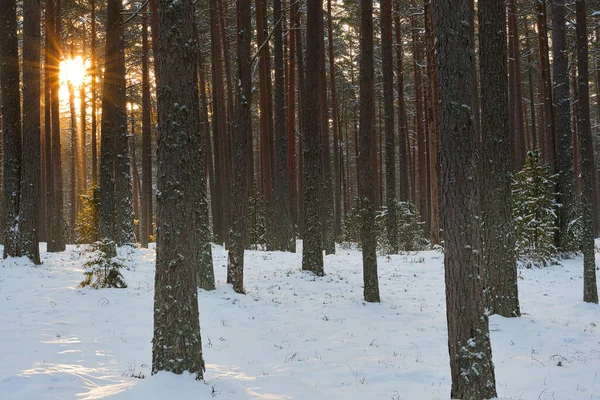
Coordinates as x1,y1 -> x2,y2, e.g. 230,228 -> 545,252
0,243 -> 599,399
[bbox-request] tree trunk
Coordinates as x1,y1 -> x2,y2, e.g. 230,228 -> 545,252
272,0 -> 295,252
141,9 -> 152,248
288,0 -> 298,231
328,0 -> 342,240
152,0 -> 206,379
99,0 -> 126,256
381,0 -> 397,253
91,0 -> 98,184
21,0 -> 41,264
44,0 -> 55,250
433,0 -> 498,396
69,78 -> 78,239
49,0 -> 65,252
395,0 -> 409,202
508,0 -> 526,168
358,0 -> 380,303
575,0 -> 599,304
479,0 -> 520,318
227,0 -> 253,294
295,2 -> 306,235
552,0 -> 577,254
0,0 -> 22,257
302,0 -> 325,276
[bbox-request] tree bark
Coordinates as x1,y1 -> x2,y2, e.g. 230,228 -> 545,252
152,0 -> 206,378
359,0 -> 380,303
302,0 -> 325,276
21,0 -> 41,264
479,0 -> 520,318
0,0 -> 22,257
395,0 -> 409,202
141,9 -> 152,248
433,0 -> 498,396
552,0 -> 577,254
575,0 -> 599,304
382,0 -> 397,253
227,0 -> 253,294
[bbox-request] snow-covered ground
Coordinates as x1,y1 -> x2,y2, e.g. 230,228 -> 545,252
0,242 -> 599,399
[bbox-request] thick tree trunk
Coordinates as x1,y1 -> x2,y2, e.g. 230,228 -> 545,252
227,0 -> 253,294
21,0 -> 41,264
552,0 -> 577,254
152,0 -> 206,379
359,0 -> 380,303
479,0 -> 520,318
433,0 -> 498,397
0,0 -> 22,257
575,0 -> 599,304
288,0 -> 298,231
295,3 -> 306,235
302,0 -> 324,276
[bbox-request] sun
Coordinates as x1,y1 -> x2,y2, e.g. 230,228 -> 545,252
59,56 -> 86,87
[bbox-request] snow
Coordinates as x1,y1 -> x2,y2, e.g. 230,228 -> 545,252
0,242 -> 599,399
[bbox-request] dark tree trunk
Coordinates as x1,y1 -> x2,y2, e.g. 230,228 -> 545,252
49,0 -> 65,252
479,0 -> 520,318
552,0 -> 577,254
99,0 -> 126,255
0,0 -> 22,257
272,0 -> 295,252
395,0 -> 409,202
210,0 -> 227,244
287,0 -> 298,231
141,10 -> 152,248
227,0 -> 253,294
152,0 -> 206,379
381,0 -> 397,253
508,0 -> 526,168
44,0 -> 55,250
575,0 -> 598,304
20,0 -> 41,264
302,0 -> 324,276
425,2 -> 440,246
295,2 -> 306,235
536,0 -> 556,172
114,14 -> 135,247
91,0 -> 98,184
79,37 -> 87,197
433,0 -> 498,397
69,78 -> 78,239
359,0 -> 380,303
328,0 -> 342,240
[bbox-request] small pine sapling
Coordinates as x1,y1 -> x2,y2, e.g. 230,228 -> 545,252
80,239 -> 129,288
75,184 -> 100,244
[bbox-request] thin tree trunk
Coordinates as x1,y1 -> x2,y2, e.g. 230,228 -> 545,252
537,0 -> 556,172
382,0 -> 397,253
227,0 -> 253,294
69,77 -> 78,239
575,0 -> 598,304
302,0 -> 325,276
359,0 -> 380,303
44,0 -> 55,249
552,0 -> 577,253
395,1 -> 409,202
20,0 -> 41,264
141,9 -> 152,248
328,0 -> 342,240
91,0 -> 98,184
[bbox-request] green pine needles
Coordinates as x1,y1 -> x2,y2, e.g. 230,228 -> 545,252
80,240 -> 129,288
512,150 -> 559,267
